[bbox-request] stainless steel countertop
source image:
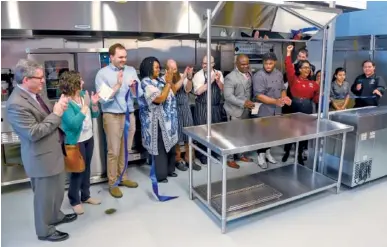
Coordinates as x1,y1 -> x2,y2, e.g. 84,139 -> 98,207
183,113 -> 354,155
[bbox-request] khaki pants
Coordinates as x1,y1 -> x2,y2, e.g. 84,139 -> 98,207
175,143 -> 194,163
103,113 -> 136,186
127,113 -> 136,153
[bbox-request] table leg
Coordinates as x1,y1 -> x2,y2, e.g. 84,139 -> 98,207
207,147 -> 212,203
294,142 -> 299,166
336,132 -> 347,194
221,154 -> 227,234
189,137 -> 193,200
312,138 -> 319,172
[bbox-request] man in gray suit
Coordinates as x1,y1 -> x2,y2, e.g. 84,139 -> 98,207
7,59 -> 77,242
224,54 -> 255,169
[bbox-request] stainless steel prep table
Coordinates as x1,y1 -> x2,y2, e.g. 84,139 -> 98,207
183,113 -> 354,233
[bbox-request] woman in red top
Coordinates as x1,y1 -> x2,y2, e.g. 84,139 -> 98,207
282,45 -> 320,165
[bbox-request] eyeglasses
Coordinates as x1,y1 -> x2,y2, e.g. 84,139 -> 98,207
301,66 -> 311,70
28,76 -> 45,81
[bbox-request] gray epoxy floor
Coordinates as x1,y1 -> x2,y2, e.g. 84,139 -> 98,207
2,149 -> 387,247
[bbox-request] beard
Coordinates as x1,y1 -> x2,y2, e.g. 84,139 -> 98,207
172,72 -> 181,84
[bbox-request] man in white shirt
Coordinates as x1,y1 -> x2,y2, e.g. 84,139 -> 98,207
192,55 -> 224,165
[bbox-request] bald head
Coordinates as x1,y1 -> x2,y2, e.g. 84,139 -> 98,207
202,55 -> 215,70
165,59 -> 181,83
166,59 -> 177,71
236,54 -> 250,73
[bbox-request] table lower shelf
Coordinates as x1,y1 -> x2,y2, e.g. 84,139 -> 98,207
193,164 -> 337,221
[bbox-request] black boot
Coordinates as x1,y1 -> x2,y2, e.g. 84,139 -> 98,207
297,154 -> 304,166
282,151 -> 290,163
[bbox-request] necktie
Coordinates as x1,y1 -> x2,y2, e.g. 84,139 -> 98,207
36,94 -> 65,146
36,94 -> 51,114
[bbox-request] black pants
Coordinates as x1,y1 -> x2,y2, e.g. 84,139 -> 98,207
284,98 -> 313,155
257,148 -> 270,154
154,125 -> 176,181
68,137 -> 94,206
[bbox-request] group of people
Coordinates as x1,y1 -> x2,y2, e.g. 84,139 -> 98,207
6,43 -> 385,242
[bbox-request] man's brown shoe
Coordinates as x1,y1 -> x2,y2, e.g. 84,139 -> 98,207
227,161 -> 240,169
119,180 -> 139,188
239,156 -> 252,162
109,187 -> 123,198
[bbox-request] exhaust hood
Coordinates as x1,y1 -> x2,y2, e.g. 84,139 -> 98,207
199,1 -> 363,42
1,1 -> 220,39
1,1 -> 365,41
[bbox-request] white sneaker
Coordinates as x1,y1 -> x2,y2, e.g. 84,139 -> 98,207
266,149 -> 277,164
257,153 -> 268,169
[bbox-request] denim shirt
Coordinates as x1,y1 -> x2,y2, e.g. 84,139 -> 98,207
95,64 -> 140,113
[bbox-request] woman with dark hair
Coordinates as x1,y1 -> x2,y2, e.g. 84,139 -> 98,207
314,70 -> 323,113
351,60 -> 386,108
137,57 -> 178,183
315,70 -> 321,85
282,45 -> 320,165
59,71 -> 101,215
330,67 -> 350,111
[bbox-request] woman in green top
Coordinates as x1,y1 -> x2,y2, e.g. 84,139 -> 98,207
59,71 -> 101,215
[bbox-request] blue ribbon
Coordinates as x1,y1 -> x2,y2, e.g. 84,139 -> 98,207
291,27 -> 319,38
149,155 -> 178,201
114,80 -> 178,202
351,95 -> 377,99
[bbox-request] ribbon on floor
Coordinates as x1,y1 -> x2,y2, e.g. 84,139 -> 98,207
114,81 -> 178,202
149,155 -> 178,201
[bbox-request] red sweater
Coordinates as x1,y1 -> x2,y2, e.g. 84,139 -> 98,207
285,56 -> 320,103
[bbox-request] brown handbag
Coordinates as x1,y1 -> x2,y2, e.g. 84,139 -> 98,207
64,144 -> 85,173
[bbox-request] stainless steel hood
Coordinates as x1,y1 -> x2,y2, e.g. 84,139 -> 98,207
1,1 -> 218,39
200,1 -> 364,42
1,1 -> 365,41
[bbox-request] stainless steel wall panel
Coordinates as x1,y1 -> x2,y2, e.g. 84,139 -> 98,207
99,1 -> 140,32
341,51 -> 371,88
76,53 -> 100,93
1,1 -> 141,32
138,2 -> 189,34
1,38 -> 65,68
1,1 -> 93,31
136,39 -> 196,70
64,39 -> 104,49
188,1 -> 218,34
219,44 -> 235,72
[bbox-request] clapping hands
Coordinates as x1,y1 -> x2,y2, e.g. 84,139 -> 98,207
53,94 -> 69,117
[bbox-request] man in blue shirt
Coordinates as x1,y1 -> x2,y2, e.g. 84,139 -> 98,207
95,43 -> 140,198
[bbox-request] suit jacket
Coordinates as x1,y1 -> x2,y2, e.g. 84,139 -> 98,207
6,86 -> 65,178
223,69 -> 252,118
